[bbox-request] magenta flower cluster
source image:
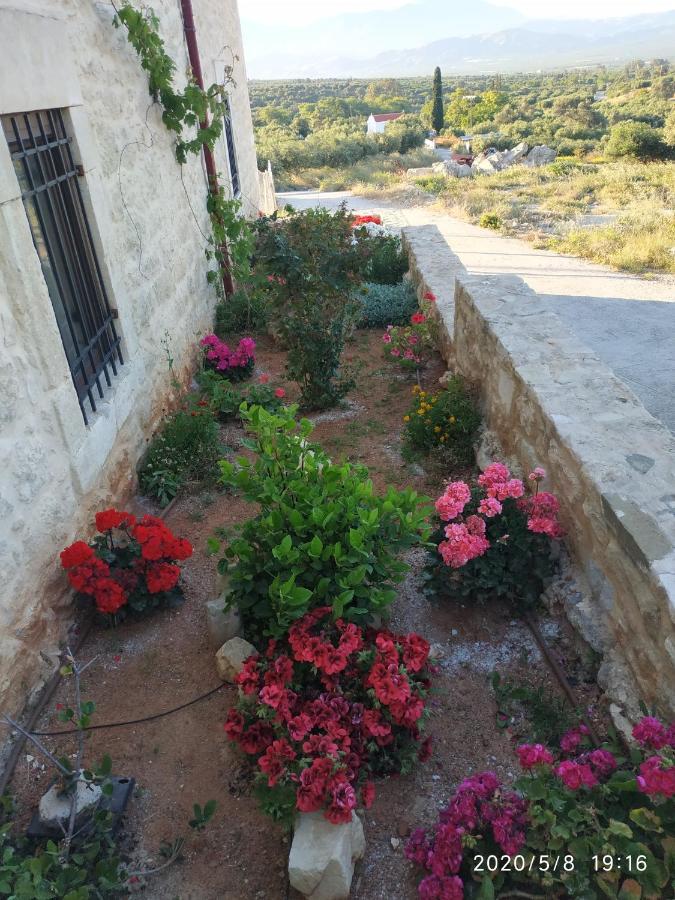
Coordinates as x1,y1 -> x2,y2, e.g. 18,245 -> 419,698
434,463 -> 564,570
405,771 -> 528,899
200,334 -> 255,373
632,715 -> 675,797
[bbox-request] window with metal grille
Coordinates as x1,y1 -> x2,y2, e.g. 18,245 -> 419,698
223,97 -> 240,197
2,109 -> 123,426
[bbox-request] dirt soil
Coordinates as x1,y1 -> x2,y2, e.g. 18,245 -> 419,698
8,330 -> 603,900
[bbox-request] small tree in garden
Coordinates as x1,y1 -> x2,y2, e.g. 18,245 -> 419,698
224,608 -> 434,827
406,715 -> 675,899
424,463 -> 562,608
213,405 -> 431,642
431,67 -> 445,133
254,206 -> 364,410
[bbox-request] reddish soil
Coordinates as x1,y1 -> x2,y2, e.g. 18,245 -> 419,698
8,330 -> 602,899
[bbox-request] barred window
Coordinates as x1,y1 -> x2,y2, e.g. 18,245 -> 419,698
2,109 -> 123,425
223,97 -> 240,197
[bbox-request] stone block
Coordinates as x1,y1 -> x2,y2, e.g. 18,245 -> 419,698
39,775 -> 102,831
288,811 -> 365,900
215,636 -> 256,682
206,597 -> 241,647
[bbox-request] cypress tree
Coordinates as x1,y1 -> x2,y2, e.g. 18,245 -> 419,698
431,66 -> 444,132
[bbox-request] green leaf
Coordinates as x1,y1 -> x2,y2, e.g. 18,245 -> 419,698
476,875 -> 495,900
608,819 -> 633,839
206,536 -> 220,555
629,807 -> 663,833
332,590 -> 354,618
308,536 -> 323,558
348,529 -> 364,550
272,535 -> 293,560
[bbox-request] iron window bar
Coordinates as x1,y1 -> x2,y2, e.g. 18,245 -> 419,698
2,109 -> 123,425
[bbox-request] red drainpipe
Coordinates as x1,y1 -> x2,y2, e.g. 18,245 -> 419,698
180,0 -> 235,297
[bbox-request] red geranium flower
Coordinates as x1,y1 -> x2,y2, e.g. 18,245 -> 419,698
60,541 -> 94,570
95,508 -> 135,533
411,312 -> 426,325
274,388 -> 286,399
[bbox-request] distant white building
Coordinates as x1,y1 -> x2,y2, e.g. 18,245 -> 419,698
367,112 -> 404,134
594,90 -> 607,101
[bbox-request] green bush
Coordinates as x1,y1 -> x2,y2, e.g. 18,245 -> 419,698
196,370 -> 285,420
355,280 -> 418,327
139,406 -> 221,506
254,206 -> 363,410
479,212 -> 503,230
402,379 -> 481,467
216,405 -> 431,642
359,233 -> 408,284
605,121 -> 669,160
215,286 -> 268,337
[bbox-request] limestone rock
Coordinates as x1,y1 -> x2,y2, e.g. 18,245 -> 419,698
288,811 -> 365,900
206,598 -> 241,647
215,636 -> 256,682
432,159 -> 472,178
39,775 -> 102,830
524,145 -> 556,167
406,166 -> 436,177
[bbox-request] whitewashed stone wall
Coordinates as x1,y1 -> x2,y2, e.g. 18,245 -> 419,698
403,226 -> 675,719
0,0 -> 260,720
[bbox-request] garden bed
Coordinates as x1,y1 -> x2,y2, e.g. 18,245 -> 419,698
7,331 -> 604,899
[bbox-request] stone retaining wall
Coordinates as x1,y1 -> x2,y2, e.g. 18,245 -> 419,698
403,226 -> 675,718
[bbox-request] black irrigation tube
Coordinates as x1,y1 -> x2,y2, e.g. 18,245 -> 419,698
0,495 -> 180,796
524,610 -> 601,748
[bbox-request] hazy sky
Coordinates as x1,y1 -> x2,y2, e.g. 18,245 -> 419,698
242,0 -> 675,26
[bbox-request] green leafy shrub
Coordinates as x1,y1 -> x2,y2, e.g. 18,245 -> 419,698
358,233 -> 409,285
355,280 -> 418,327
605,121 -> 669,160
402,379 -> 480,466
479,212 -> 502,230
254,206 -> 363,409
196,371 -> 286,420
215,286 -> 268,337
215,405 -> 431,642
139,406 -> 221,506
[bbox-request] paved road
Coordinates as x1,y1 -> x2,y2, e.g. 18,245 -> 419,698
277,190 -> 675,433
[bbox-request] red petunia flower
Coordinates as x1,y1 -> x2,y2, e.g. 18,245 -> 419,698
274,388 -> 286,399
411,312 -> 426,325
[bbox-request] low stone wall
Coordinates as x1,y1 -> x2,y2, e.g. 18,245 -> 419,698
403,226 -> 675,719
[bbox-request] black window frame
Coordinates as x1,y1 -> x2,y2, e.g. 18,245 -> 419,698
222,96 -> 240,198
2,108 -> 123,426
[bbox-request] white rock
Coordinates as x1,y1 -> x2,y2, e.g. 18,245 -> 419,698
206,598 -> 241,647
288,811 -> 365,900
524,145 -> 557,167
39,774 -> 102,830
406,166 -> 436,177
433,159 -> 472,178
215,636 -> 256,682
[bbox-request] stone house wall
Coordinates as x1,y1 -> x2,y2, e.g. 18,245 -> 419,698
403,225 -> 675,720
0,0 -> 260,722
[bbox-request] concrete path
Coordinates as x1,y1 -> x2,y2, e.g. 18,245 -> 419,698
277,190 -> 675,433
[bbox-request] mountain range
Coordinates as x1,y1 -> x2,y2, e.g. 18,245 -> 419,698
242,5 -> 675,79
